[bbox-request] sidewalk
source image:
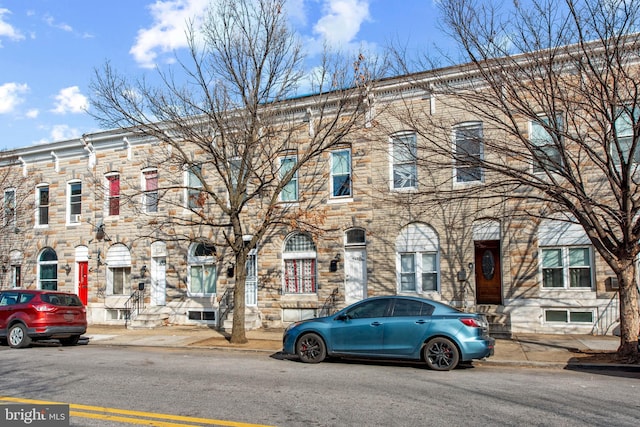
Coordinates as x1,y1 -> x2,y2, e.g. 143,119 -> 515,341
83,325 -> 639,370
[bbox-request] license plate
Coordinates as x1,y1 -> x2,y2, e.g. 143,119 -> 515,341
64,313 -> 74,321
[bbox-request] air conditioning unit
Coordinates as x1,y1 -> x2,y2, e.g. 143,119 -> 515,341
605,277 -> 619,290
70,214 -> 82,223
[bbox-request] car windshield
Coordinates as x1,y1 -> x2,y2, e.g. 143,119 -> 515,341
40,293 -> 83,306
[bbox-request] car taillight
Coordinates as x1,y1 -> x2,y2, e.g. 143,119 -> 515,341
460,318 -> 482,328
34,304 -> 56,312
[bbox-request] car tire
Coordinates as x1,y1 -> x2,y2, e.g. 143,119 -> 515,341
59,335 -> 80,346
296,333 -> 326,363
424,337 -> 460,371
8,323 -> 31,349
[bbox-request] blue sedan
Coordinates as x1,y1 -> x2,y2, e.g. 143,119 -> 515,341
283,295 -> 495,371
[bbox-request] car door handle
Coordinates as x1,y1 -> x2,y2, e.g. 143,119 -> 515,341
370,321 -> 382,326
415,320 -> 428,324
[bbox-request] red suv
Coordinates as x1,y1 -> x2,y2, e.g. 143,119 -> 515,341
0,289 -> 87,348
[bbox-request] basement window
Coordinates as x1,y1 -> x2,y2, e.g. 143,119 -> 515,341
188,311 -> 216,322
544,309 -> 594,324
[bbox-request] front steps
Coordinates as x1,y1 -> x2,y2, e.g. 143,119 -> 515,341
127,306 -> 171,329
220,306 -> 262,331
476,305 -> 512,338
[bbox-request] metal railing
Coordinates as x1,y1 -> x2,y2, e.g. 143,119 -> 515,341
124,289 -> 145,328
318,288 -> 340,317
219,287 -> 234,326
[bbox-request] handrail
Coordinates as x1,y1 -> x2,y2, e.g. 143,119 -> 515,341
124,289 -> 145,328
318,288 -> 340,317
219,287 -> 234,326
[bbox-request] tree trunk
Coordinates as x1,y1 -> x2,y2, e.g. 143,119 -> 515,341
616,263 -> 639,361
229,251 -> 248,344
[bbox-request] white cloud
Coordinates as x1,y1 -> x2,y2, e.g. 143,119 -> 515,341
313,0 -> 371,47
130,0 -> 210,68
0,82 -> 29,114
50,124 -> 81,141
26,109 -> 39,118
43,14 -> 73,32
52,86 -> 88,114
0,8 -> 25,45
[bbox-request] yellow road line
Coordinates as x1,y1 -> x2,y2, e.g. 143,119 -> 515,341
1,396 -> 275,427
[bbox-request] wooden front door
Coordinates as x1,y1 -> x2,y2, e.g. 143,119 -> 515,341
78,261 -> 88,305
474,240 -> 502,304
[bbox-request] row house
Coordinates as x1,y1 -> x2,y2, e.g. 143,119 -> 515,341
0,54 -> 625,337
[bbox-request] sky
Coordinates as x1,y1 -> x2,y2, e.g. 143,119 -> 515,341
0,0 -> 448,151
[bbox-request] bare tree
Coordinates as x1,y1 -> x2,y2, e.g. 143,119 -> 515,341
389,0 -> 640,359
89,0 -> 376,343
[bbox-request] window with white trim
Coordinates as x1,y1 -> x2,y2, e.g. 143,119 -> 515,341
38,248 -> 58,290
454,122 -> 483,183
279,156 -> 298,202
188,242 -> 217,295
544,309 -> 594,324
331,149 -> 352,198
142,169 -> 158,213
36,185 -> 49,226
68,181 -> 82,224
283,233 -> 317,293
614,106 -> 640,164
3,188 -> 16,227
529,115 -> 563,173
186,165 -> 205,209
391,133 -> 417,189
541,247 -> 592,289
105,173 -> 120,216
106,244 -> 132,295
396,223 -> 439,292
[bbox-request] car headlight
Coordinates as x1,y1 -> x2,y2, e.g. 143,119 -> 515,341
285,321 -> 302,333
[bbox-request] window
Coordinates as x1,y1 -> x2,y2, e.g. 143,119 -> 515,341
396,223 -> 439,293
454,123 -> 483,183
68,181 -> 82,223
142,169 -> 158,213
544,309 -> 594,324
391,299 -> 435,317
614,106 -> 640,164
188,242 -> 217,295
186,165 -> 205,209
3,188 -> 16,227
106,174 -> 120,216
38,248 -> 58,290
279,156 -> 298,202
530,115 -> 563,172
331,149 -> 351,197
283,233 -> 316,293
541,247 -> 592,289
36,185 -> 49,226
345,228 -> 366,246
391,133 -> 417,189
345,298 -> 389,318
105,244 -> 132,295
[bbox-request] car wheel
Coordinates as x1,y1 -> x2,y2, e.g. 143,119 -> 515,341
59,335 -> 80,346
8,324 -> 31,349
296,333 -> 326,363
424,337 -> 459,371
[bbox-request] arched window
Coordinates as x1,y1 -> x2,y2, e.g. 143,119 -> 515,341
283,233 -> 317,294
188,242 -> 217,295
396,223 -> 439,293
39,248 -> 58,290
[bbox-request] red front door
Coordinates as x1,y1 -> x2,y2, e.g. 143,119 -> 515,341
78,261 -> 88,305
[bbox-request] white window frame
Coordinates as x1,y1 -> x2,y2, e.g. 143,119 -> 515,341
282,233 -> 317,294
330,149 -> 352,199
390,132 -> 417,190
613,106 -> 640,164
185,164 -> 205,210
187,243 -> 217,296
399,252 -> 439,293
529,115 -> 563,173
279,156 -> 298,203
540,246 -> 593,290
35,184 -> 49,227
396,223 -> 440,294
543,308 -> 595,324
105,172 -> 120,217
453,122 -> 483,184
38,247 -> 58,290
67,180 -> 82,225
142,168 -> 159,213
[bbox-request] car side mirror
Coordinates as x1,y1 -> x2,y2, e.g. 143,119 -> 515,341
335,313 -> 349,321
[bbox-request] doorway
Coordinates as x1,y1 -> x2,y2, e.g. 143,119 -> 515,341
474,240 -> 502,304
344,248 -> 367,304
78,261 -> 88,305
